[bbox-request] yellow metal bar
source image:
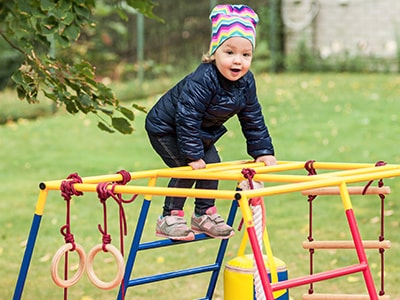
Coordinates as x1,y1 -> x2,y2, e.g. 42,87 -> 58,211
40,161 -> 400,191
237,195 -> 255,228
339,182 -> 353,210
312,164 -> 398,178
237,230 -> 249,256
42,183 -> 238,200
39,167 -> 400,201
144,177 -> 157,200
34,189 -> 49,216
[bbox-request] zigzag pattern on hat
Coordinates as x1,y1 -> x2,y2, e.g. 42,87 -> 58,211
209,4 -> 259,25
209,4 -> 258,55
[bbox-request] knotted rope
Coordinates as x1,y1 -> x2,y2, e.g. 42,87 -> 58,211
53,173 -> 85,298
90,170 -> 137,295
304,160 -> 317,295
95,170 -> 137,253
362,160 -> 387,296
60,173 -> 83,251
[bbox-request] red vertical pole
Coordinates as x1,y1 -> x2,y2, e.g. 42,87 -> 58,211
247,226 -> 275,299
346,209 -> 378,300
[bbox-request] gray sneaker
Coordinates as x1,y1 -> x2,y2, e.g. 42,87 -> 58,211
191,206 -> 234,239
156,210 -> 195,241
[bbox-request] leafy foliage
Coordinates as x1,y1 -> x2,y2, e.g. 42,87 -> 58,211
0,0 -> 157,134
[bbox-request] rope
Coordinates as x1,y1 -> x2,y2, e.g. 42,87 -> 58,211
304,160 -> 317,295
362,161 -> 387,296
242,168 -> 273,299
94,170 -> 137,298
238,168 -> 266,230
305,160 -> 388,296
96,182 -> 113,252
252,204 -> 266,300
59,173 -> 84,299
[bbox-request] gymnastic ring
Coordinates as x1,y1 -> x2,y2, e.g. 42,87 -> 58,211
50,243 -> 86,288
86,244 -> 125,290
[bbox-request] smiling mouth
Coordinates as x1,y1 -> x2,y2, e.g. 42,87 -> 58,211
231,68 -> 241,73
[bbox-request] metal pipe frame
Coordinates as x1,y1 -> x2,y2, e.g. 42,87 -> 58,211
14,160 -> 400,300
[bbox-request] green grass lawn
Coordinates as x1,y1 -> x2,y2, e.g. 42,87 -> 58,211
1,72 -> 400,299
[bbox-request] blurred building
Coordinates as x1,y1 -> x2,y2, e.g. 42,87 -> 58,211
283,0 -> 400,70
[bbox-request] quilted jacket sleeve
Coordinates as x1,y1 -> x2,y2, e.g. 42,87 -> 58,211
238,73 -> 275,159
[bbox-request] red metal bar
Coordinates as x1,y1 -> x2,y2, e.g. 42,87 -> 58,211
247,226 -> 275,299
346,209 -> 379,300
270,263 -> 367,291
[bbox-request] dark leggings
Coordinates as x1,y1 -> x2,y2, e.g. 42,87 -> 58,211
147,133 -> 220,216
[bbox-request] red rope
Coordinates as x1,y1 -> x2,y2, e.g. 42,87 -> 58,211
362,161 -> 387,296
95,171 -> 138,252
95,170 -> 136,300
96,182 -> 113,252
362,161 -> 386,195
304,160 -> 317,295
59,173 -> 84,250
237,168 -> 266,231
59,173 -> 83,300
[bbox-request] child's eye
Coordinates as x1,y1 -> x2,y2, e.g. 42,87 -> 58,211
226,50 -> 234,55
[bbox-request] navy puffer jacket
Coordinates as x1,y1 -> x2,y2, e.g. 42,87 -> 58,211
145,63 -> 274,162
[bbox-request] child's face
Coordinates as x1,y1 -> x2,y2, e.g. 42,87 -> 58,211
212,37 -> 253,81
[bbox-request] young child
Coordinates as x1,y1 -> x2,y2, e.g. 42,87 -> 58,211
145,4 -> 276,241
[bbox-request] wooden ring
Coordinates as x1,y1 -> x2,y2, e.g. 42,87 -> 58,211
50,243 -> 86,288
86,244 -> 125,290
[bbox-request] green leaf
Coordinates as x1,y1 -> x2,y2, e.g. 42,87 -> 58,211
40,0 -> 56,11
98,107 -> 114,116
98,121 -> 115,133
53,34 -> 70,48
11,69 -> 24,85
60,12 -> 75,25
43,90 -> 57,101
118,106 -> 134,121
63,23 -> 80,41
16,86 -> 27,100
73,4 -> 90,20
97,82 -> 115,99
125,0 -> 163,23
65,98 -> 79,114
81,93 -> 93,105
132,103 -> 147,113
41,16 -> 58,35
112,117 -> 133,134
18,1 -> 35,15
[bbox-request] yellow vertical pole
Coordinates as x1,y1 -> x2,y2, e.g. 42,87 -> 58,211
35,188 -> 49,216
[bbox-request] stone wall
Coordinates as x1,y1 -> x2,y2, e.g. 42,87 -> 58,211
282,0 -> 400,62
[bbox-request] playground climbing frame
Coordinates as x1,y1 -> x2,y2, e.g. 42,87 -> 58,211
13,160 -> 400,299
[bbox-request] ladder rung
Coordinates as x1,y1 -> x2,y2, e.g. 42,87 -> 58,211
301,186 -> 391,196
302,240 -> 391,249
127,263 -> 220,286
303,293 -> 391,299
138,233 -> 210,250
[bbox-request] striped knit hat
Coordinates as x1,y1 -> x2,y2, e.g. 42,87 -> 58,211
209,4 -> 259,55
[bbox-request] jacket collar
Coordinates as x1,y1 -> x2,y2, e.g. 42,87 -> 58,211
213,63 -> 246,90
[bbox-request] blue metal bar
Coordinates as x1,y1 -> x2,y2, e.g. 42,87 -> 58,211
138,233 -> 211,250
117,198 -> 151,300
13,213 -> 42,300
127,263 -> 220,286
205,200 -> 239,299
117,197 -> 238,299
